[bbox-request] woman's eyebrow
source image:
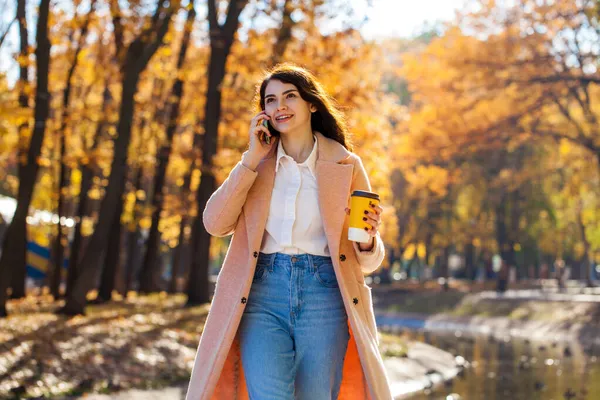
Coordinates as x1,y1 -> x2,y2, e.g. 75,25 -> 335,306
265,89 -> 297,99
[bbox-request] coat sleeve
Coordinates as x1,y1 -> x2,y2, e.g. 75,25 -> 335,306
202,152 -> 258,237
349,154 -> 385,274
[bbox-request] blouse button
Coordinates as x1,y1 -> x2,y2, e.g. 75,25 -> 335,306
241,297 -> 247,304
253,251 -> 258,258
339,254 -> 346,262
353,297 -> 359,305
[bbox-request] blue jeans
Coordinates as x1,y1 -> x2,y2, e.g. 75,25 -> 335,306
239,252 -> 350,400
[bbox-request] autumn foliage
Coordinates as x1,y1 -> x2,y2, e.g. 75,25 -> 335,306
0,0 -> 598,319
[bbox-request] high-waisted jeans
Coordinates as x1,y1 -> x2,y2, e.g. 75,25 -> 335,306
238,252 -> 350,400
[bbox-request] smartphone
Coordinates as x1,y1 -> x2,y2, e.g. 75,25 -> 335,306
262,120 -> 271,144
263,119 -> 282,144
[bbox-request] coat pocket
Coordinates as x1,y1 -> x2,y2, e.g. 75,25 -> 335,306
358,283 -> 379,345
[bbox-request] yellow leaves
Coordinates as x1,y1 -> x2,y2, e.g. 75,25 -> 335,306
559,139 -> 573,157
138,216 -> 152,230
135,190 -> 146,201
406,165 -> 449,197
106,125 -> 117,138
401,243 -> 427,259
29,228 -> 50,247
513,243 -> 521,252
87,187 -> 103,200
39,173 -> 53,188
71,168 -> 82,186
190,168 -> 201,192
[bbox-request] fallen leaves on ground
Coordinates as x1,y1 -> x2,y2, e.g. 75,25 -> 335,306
1,292 -> 409,399
0,293 -> 208,399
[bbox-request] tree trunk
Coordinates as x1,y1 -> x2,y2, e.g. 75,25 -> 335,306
271,0 -> 294,65
424,230 -> 433,278
0,0 -> 51,316
96,188 -> 125,302
139,4 -> 196,293
8,0 -> 30,300
169,164 -> 195,293
169,218 -> 187,293
58,2 -> 177,315
508,190 -> 520,277
440,245 -> 450,291
50,132 -> 68,299
465,241 -> 475,281
16,0 -> 28,110
576,203 -> 594,287
51,0 -> 97,300
495,197 -> 509,263
495,197 -> 513,291
59,70 -> 138,315
187,0 -> 247,306
125,230 -> 142,294
67,82 -> 112,298
124,150 -> 146,293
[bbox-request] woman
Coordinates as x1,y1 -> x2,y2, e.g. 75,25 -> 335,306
185,63 -> 393,400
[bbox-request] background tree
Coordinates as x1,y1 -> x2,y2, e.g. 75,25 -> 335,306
0,0 -> 51,317
60,0 -> 180,315
187,0 -> 248,306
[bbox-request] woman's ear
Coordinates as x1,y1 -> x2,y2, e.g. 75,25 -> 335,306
310,104 -> 317,112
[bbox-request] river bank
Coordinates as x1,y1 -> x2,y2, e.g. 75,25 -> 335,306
373,288 -> 600,354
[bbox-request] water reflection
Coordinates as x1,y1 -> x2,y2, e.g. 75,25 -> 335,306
403,330 -> 600,400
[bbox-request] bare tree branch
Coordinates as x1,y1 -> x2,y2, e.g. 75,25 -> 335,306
0,16 -> 15,49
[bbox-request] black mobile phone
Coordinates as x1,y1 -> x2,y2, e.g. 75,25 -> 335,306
262,120 -> 271,144
261,119 -> 279,144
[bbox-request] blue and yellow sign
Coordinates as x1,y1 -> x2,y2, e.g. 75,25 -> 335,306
26,241 -> 69,279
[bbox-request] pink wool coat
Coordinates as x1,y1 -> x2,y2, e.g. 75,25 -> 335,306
185,131 -> 393,400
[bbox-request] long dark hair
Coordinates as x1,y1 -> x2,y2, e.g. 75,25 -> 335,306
256,63 -> 353,151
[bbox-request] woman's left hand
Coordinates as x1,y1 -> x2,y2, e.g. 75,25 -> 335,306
365,203 -> 384,236
344,203 -> 383,248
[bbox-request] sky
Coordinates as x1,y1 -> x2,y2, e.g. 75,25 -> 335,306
357,0 -> 465,40
0,0 -> 466,86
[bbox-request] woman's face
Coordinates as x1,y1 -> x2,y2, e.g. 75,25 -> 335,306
263,79 -> 315,134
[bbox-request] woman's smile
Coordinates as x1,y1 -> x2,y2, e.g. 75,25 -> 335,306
274,114 -> 294,123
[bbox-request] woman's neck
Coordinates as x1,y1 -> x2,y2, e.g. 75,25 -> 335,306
280,129 -> 315,164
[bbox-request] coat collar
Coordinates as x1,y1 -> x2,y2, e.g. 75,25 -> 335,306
244,131 -> 354,259
264,131 -> 352,164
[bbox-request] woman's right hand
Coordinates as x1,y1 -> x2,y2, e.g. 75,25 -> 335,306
243,111 -> 275,169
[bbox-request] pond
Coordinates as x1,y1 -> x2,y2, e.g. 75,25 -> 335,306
403,330 -> 600,400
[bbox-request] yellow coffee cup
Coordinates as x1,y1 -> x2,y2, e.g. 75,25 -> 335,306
348,190 -> 380,243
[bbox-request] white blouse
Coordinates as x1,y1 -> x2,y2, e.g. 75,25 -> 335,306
260,134 -> 330,256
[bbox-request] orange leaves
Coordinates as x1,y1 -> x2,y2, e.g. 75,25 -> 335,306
384,1 -> 600,258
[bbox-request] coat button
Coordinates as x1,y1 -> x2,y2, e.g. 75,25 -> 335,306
339,254 -> 346,262
353,297 -> 359,305
241,297 -> 247,304
253,251 -> 258,258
